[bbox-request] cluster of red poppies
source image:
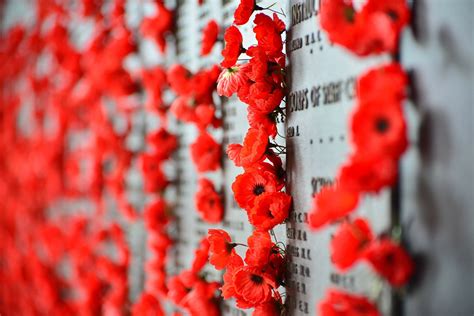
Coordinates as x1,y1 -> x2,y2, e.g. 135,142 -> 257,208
0,0 -> 146,313
0,0 -> 193,314
310,0 -> 414,314
320,0 -> 410,56
167,238 -> 222,316
166,63 -> 225,223
136,114 -> 178,314
206,0 -> 291,314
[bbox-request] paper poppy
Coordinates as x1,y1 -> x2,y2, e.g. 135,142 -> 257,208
244,230 -> 273,267
234,0 -> 256,25
253,13 -> 285,57
195,178 -> 224,223
363,238 -> 414,287
233,266 -> 276,305
132,292 -> 164,316
190,132 -> 221,172
221,252 -> 245,300
319,0 -> 359,51
351,98 -> 407,159
221,26 -> 244,68
248,192 -> 291,231
200,20 -> 219,56
338,151 -> 397,193
308,185 -> 360,230
319,289 -> 380,316
217,65 -> 248,97
227,127 -> 268,167
232,169 -> 278,210
330,218 -> 373,270
357,63 -> 407,103
207,229 -> 236,270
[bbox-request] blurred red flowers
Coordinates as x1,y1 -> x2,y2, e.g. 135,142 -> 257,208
308,185 -> 360,229
319,289 -> 380,316
248,192 -> 291,231
364,239 -> 414,287
208,229 -> 236,270
330,218 -> 373,270
232,169 -> 278,210
319,0 -> 410,56
195,179 -> 224,223
201,20 -> 219,56
221,26 -> 244,68
234,0 -> 256,25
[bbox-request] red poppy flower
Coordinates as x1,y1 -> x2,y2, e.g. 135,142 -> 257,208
247,108 -> 278,139
234,0 -> 256,25
308,185 -> 360,230
168,273 -> 195,305
363,239 -> 414,287
170,96 -> 197,123
320,0 -> 409,56
240,127 -> 268,166
357,63 -> 407,103
191,65 -> 220,103
264,154 -> 286,189
245,46 -> 269,82
248,82 -> 284,114
140,153 -> 169,192
194,103 -> 217,130
351,98 -> 407,159
144,198 -> 168,231
233,266 -> 276,305
354,0 -> 410,55
226,143 -> 243,167
331,218 -> 373,271
221,252 -> 245,300
181,281 -> 221,315
319,0 -> 359,51
232,169 -> 278,210
338,151 -> 397,193
227,127 -> 268,167
354,12 -> 398,56
248,192 -> 291,231
217,65 -> 248,97
147,128 -> 178,160
253,13 -> 284,56
140,3 -> 173,52
221,26 -> 244,68
167,64 -> 193,96
132,292 -> 164,316
363,0 -> 410,32
319,289 -> 380,316
195,179 -> 224,223
253,298 -> 281,316
193,238 -> 210,273
207,229 -> 236,270
201,20 -> 219,56
190,132 -> 221,172
244,230 -> 273,267
142,66 -> 167,111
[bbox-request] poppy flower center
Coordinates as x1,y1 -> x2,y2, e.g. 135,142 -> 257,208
354,303 -> 370,312
253,184 -> 265,196
375,117 -> 390,133
343,7 -> 356,23
250,274 -> 264,284
384,253 -> 395,264
386,9 -> 399,21
226,242 -> 236,253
